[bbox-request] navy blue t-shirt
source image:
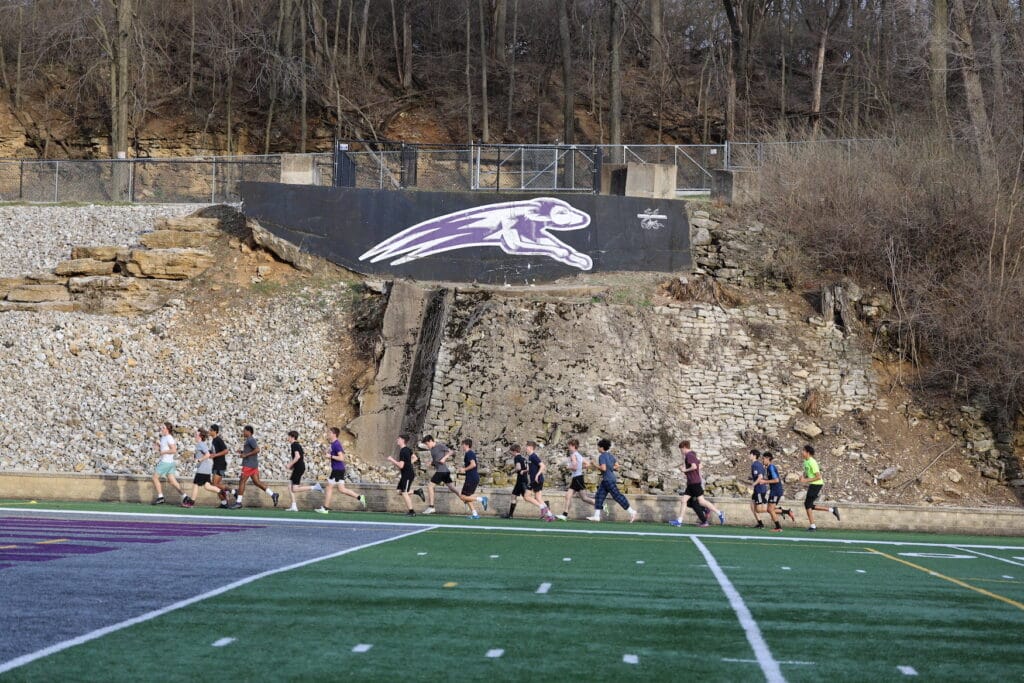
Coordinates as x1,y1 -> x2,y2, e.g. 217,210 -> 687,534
528,453 -> 543,484
751,460 -> 767,493
463,450 -> 479,483
766,463 -> 783,495
513,454 -> 528,483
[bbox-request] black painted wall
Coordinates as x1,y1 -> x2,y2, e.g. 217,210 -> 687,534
239,182 -> 690,284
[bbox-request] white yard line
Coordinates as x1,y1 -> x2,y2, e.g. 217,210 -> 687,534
211,638 -> 235,647
0,526 -> 433,675
692,537 -> 785,683
352,644 -> 373,653
952,546 -> 1024,568
485,649 -> 504,658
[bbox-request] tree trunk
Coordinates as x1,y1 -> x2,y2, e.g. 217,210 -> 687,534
929,0 -> 949,132
114,0 -> 132,158
558,0 -> 574,144
390,0 -> 403,85
810,24 -> 828,136
465,2 -> 473,141
358,0 -> 371,69
609,0 -> 622,154
15,4 -> 23,108
950,0 -> 999,182
493,0 -> 507,63
649,0 -> 663,76
479,0 -> 490,142
346,0 -> 354,69
402,2 -> 413,89
188,0 -> 196,101
721,0 -> 742,141
505,0 -> 519,133
300,0 -> 308,153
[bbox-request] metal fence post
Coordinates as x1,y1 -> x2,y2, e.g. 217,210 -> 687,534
592,146 -> 602,194
54,161 -> 59,203
211,160 -> 217,203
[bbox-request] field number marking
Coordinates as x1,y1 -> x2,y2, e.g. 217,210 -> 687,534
897,665 -> 918,676
211,638 -> 235,648
486,649 -> 504,658
536,583 -> 551,594
352,644 -> 373,653
622,654 -> 639,665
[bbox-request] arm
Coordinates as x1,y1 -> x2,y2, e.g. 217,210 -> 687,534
210,443 -> 229,459
460,459 -> 477,474
287,452 -> 299,469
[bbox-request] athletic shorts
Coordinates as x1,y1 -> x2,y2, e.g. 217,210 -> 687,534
289,466 -> 306,486
461,479 -> 479,497
211,468 -> 227,478
155,461 -> 176,476
683,483 -> 704,498
430,472 -> 453,485
569,475 -> 587,492
193,473 -> 212,486
529,479 -> 544,493
511,477 -> 528,497
329,469 -> 347,482
397,474 -> 415,493
241,466 -> 259,478
752,489 -> 767,505
767,491 -> 783,505
212,458 -> 227,472
805,484 -> 823,509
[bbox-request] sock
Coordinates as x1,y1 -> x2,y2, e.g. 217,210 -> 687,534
267,488 -> 275,497
592,510 -> 601,519
830,506 -> 836,513
236,495 -> 243,504
508,503 -> 517,517
540,505 -> 549,515
627,507 -> 637,514
774,521 -> 781,529
809,524 -> 816,529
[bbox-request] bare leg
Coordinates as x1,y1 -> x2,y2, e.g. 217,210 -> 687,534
152,473 -> 163,498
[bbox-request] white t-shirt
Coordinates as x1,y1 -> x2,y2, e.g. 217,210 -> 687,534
159,435 -> 176,463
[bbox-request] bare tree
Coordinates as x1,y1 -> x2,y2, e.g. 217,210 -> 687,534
557,0 -> 574,144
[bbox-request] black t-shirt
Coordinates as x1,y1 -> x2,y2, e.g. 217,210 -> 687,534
399,446 -> 414,478
514,454 -> 528,482
211,436 -> 228,469
463,450 -> 479,482
291,442 -> 305,471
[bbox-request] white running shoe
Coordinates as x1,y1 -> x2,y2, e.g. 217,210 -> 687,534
423,507 -> 436,515
628,509 -> 639,523
314,507 -> 329,514
286,504 -> 299,512
585,514 -> 601,522
556,514 -> 568,521
311,483 -> 324,493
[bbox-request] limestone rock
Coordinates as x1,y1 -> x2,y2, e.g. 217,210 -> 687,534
139,230 -> 217,249
792,415 -> 823,439
0,277 -> 31,298
876,466 -> 899,482
249,219 -> 315,272
6,283 -> 71,303
68,275 -> 185,315
124,248 -> 214,280
151,216 -> 221,233
0,300 -> 79,312
70,245 -> 130,262
54,258 -> 117,277
691,227 -> 713,246
945,468 -> 962,483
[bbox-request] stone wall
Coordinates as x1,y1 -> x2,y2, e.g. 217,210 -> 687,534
421,290 -> 876,492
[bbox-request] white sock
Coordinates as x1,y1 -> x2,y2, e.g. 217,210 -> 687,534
236,495 -> 243,504
267,488 -> 275,496
627,507 -> 637,514
592,510 -> 601,519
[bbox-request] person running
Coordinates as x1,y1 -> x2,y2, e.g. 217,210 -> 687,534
387,434 -> 418,516
316,427 -> 366,514
184,428 -> 224,507
229,426 -> 278,509
523,441 -> 556,521
762,452 -> 795,532
585,438 -> 639,523
502,444 -> 529,519
419,435 -> 459,515
208,424 -> 232,508
285,431 -> 324,511
456,438 -> 488,519
798,444 -> 840,531
557,438 -> 595,520
151,422 -> 186,505
669,440 -> 724,527
749,449 -> 768,528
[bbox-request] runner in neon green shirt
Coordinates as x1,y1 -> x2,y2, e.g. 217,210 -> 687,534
798,445 -> 840,531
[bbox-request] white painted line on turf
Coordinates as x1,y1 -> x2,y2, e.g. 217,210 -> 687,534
563,557 -> 572,562
1003,575 -> 1014,579
490,554 -> 500,558
623,654 -> 639,664
952,546 -> 1024,568
898,552 -> 974,560
536,582 -> 552,594
723,657 -> 814,666
486,649 -> 504,658
417,552 -> 428,556
897,665 -> 918,676
0,526 -> 435,675
636,560 -> 645,565
211,638 -> 235,647
856,570 -> 866,574
780,566 -> 791,571
692,537 -> 784,683
352,644 -> 373,653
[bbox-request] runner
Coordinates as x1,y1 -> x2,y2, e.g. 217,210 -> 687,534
387,434 -> 419,516
585,438 -> 639,523
456,438 -> 489,519
557,438 -> 595,520
151,422 -> 186,505
523,441 -> 556,521
669,440 -> 724,527
208,424 -> 232,508
419,434 -> 459,515
228,426 -> 278,509
798,444 -> 840,531
749,449 -> 768,528
762,451 -> 795,532
315,427 -> 366,514
502,444 -> 529,519
285,430 -> 324,512
184,428 -> 223,507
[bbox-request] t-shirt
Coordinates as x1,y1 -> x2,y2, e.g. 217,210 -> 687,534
598,451 -> 617,483
211,435 -> 228,470
398,446 -> 414,477
766,463 -> 783,495
463,450 -> 479,483
803,457 -> 823,485
241,436 -> 259,469
513,453 -> 528,482
528,453 -> 543,484
751,460 -> 767,492
430,443 -> 450,473
159,435 -> 176,463
568,451 -> 585,477
290,441 -> 305,472
684,450 -> 701,485
330,439 -> 346,471
195,441 -> 213,475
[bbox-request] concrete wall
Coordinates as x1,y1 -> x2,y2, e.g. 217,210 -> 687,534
279,154 -> 316,185
711,169 -> 761,205
3,472 -> 1021,536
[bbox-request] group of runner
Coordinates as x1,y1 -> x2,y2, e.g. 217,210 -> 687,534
151,423 -> 839,529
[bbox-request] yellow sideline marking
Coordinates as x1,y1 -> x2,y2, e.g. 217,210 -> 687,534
0,545 -> 16,549
36,538 -> 68,545
866,548 -> 1024,612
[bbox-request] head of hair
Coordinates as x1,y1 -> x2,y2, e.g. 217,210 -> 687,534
210,424 -> 220,434
678,440 -> 690,449
763,452 -> 774,460
287,430 -> 299,439
423,434 -> 435,444
398,434 -> 409,443
330,427 -> 341,437
750,449 -> 761,457
567,438 -> 579,448
197,428 -> 209,439
803,444 -> 815,456
461,438 -> 473,448
509,443 -> 521,453
243,425 -> 254,436
163,421 -> 174,433
597,438 -> 612,451
525,440 -> 538,449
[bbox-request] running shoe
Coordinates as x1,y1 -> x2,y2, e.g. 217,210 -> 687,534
832,506 -> 841,521
668,519 -> 682,527
698,522 -> 710,528
271,492 -> 280,507
500,513 -> 513,519
422,507 -> 436,515
314,507 -> 329,514
468,513 -> 480,520
218,490 -> 227,501
585,514 -> 601,522
628,509 -> 638,523
311,482 -> 324,493
286,504 -> 299,512
152,496 -> 165,505
755,520 -> 765,528
229,502 -> 242,510
405,510 -> 416,517
806,526 -> 816,531
358,494 -> 367,508
717,511 -> 726,525
771,527 -> 783,533
480,495 -> 489,512
556,514 -> 568,521
414,488 -> 426,502
218,502 -> 228,509
787,510 -> 796,522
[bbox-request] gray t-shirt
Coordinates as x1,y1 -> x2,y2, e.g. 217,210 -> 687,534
430,443 -> 450,474
195,441 -> 213,475
241,436 -> 259,469
598,451 -> 617,484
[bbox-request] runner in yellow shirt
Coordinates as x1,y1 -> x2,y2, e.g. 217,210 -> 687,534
798,445 -> 840,531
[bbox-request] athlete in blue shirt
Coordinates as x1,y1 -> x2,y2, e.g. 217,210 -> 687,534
762,452 -> 795,532
749,449 -> 768,528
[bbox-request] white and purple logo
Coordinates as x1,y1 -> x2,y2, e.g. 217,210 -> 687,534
359,197 -> 593,270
